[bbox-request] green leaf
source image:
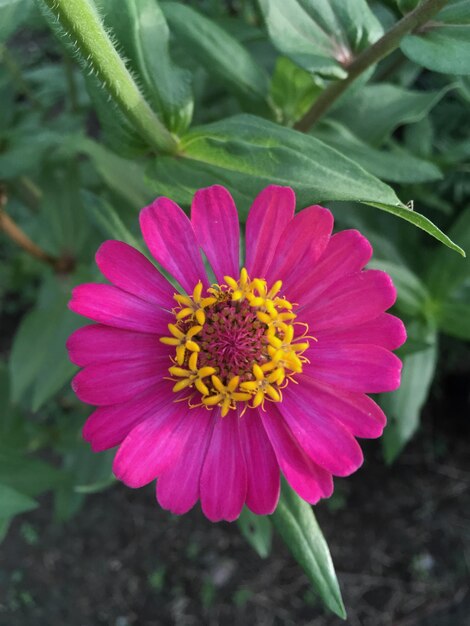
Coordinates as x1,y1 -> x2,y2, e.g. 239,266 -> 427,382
74,448 -> 115,494
82,190 -> 143,251
259,0 -> 382,78
0,453 -> 62,497
397,337 -> 435,358
397,0 -> 421,13
237,508 -> 273,559
402,26 -> 470,75
0,483 -> 37,518
426,208 -> 470,299
54,447 -> 114,521
439,136 -> 470,166
368,259 -> 429,316
0,363 -> 36,451
0,0 -> 33,42
456,75 -> 470,101
10,308 -> 66,402
74,476 -> 116,494
401,1 -> 470,74
38,161 -> 90,258
95,0 -> 193,134
331,83 -> 453,146
270,57 -> 323,126
23,63 -> 74,108
9,278 -> 81,411
436,299 -> 470,340
327,201 -> 414,265
369,202 -> 464,257
313,120 -> 442,184
149,114 -> 463,254
29,310 -> 79,412
382,323 -> 438,464
271,480 -> 346,619
153,113 -> 404,210
403,117 -> 434,158
73,137 -> 156,208
161,1 -> 270,110
0,125 -> 63,179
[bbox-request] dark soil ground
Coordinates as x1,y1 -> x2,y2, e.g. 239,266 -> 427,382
1,364 -> 469,626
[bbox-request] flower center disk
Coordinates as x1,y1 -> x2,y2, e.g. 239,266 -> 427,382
160,269 -> 311,416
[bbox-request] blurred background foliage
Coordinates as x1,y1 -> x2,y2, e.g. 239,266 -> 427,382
0,0 -> 469,621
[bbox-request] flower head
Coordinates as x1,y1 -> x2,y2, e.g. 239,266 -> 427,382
67,185 -> 405,521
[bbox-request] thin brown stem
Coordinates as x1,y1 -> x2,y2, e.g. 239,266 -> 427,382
0,187 -> 68,271
12,177 -> 43,213
295,0 -> 450,132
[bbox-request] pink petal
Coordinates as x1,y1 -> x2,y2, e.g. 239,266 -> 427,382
245,185 -> 295,278
69,284 -> 171,334
72,358 -> 167,405
140,197 -> 208,293
261,404 -> 333,504
67,324 -> 169,367
83,381 -> 174,451
278,385 -> 364,476
157,408 -> 214,515
303,343 -> 402,393
96,240 -> 174,308
239,409 -> 280,515
288,230 -> 372,304
113,406 -> 190,488
200,411 -> 247,522
301,270 -> 397,331
265,206 -> 333,290
191,185 -> 240,282
294,377 -> 387,439
315,313 -> 406,351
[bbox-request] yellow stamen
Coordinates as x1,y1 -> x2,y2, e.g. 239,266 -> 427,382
240,363 -> 286,409
164,267 -> 311,416
172,281 -> 216,325
168,351 -> 216,396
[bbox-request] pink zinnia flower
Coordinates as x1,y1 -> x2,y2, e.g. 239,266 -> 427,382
67,185 -> 405,522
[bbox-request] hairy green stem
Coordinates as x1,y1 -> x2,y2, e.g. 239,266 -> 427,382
39,0 -> 178,153
295,0 -> 450,131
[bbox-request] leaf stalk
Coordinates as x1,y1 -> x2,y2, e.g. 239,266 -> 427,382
295,0 -> 450,131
